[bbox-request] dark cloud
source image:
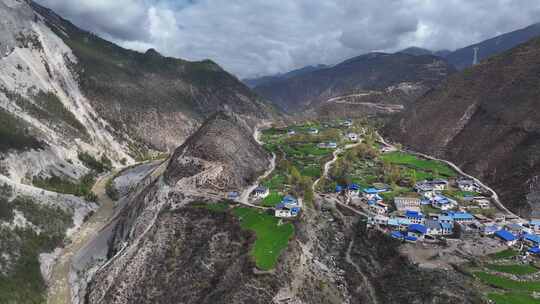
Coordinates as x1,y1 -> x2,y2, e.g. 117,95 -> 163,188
35,0 -> 540,78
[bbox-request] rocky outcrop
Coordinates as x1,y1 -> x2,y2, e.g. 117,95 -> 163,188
164,111 -> 270,191
385,36 -> 540,217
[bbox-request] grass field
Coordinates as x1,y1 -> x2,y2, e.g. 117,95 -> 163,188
488,292 -> 539,304
491,249 -> 520,259
475,272 -> 540,292
261,192 -> 283,207
381,152 -> 457,177
487,264 -> 538,275
233,207 -> 294,270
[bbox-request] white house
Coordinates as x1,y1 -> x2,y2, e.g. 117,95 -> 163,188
368,215 -> 389,226
431,195 -> 457,210
347,133 -> 358,142
275,195 -> 301,218
288,130 -> 296,136
252,186 -> 269,199
309,128 -> 319,134
457,179 -> 480,192
425,220 -> 442,236
394,196 -> 421,211
474,198 -> 490,209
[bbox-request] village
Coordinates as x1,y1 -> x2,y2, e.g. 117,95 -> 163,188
217,118 -> 540,302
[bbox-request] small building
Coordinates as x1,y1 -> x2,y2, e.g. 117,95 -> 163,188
457,179 -> 480,192
528,247 -> 540,255
494,230 -> 518,246
387,217 -> 411,231
425,219 -> 442,236
347,133 -> 358,141
252,186 -> 269,199
394,196 -> 421,211
446,211 -> 474,224
369,215 -> 389,226
342,120 -> 352,127
414,182 -> 436,198
227,191 -> 240,200
335,185 -> 345,193
482,225 -> 499,236
506,223 -> 524,235
288,130 -> 296,135
363,188 -> 381,200
309,128 -> 319,134
474,198 -> 491,209
373,183 -> 391,192
348,184 -> 361,196
275,195 -> 300,218
369,202 -> 387,215
440,222 -> 454,235
523,233 -> 540,247
431,195 -> 457,210
327,142 -> 337,149
408,224 -> 427,240
439,215 -> 454,225
431,179 -> 449,191
530,220 -> 540,233
405,210 -> 424,224
391,231 -> 404,240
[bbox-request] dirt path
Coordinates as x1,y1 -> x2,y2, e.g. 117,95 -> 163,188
47,173 -> 116,304
313,142 -> 362,192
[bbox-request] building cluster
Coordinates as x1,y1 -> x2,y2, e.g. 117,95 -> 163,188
274,195 -> 301,218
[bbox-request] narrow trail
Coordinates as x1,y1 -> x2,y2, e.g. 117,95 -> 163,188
47,173 -> 116,304
376,132 -> 521,219
313,142 -> 363,192
346,239 -> 379,304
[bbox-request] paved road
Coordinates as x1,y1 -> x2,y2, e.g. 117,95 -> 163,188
47,173 -> 116,304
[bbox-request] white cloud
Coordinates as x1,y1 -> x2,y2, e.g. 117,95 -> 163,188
36,0 -> 540,78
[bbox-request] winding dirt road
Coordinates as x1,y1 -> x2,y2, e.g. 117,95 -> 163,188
47,173 -> 116,304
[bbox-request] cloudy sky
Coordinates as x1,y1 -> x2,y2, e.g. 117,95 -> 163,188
36,0 -> 540,78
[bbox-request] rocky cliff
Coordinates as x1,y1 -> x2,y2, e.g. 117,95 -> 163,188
385,36 -> 540,217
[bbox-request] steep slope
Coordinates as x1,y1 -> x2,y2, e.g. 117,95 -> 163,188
385,36 -> 540,217
446,22 -> 540,70
253,52 -> 453,113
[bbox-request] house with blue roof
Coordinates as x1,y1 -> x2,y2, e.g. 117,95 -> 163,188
405,210 -> 424,224
425,219 -> 442,236
482,225 -> 499,236
530,219 -> 540,234
529,247 -> 540,255
438,215 -> 454,224
523,233 -> 540,246
440,222 -> 454,235
275,195 -> 301,218
252,186 -> 269,199
404,235 -> 418,243
494,230 -> 518,246
335,185 -> 345,193
348,183 -> 360,196
362,188 -> 380,200
227,191 -> 240,200
431,195 -> 457,210
444,211 -> 474,224
391,231 -> 404,240
408,224 -> 427,240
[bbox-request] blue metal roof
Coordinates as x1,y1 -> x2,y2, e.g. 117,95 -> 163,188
335,185 -> 344,192
408,224 -> 427,234
524,233 -> 540,244
406,211 -> 423,219
530,220 -> 540,226
348,184 -> 360,190
529,247 -> 540,254
404,235 -> 418,241
484,225 -> 498,232
388,219 -> 399,226
390,231 -> 403,239
363,188 -> 379,194
283,195 -> 297,204
440,222 -> 453,230
495,230 -> 517,242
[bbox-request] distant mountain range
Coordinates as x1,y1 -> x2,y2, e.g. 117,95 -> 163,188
243,64 -> 328,88
251,52 -> 453,113
250,22 -> 540,114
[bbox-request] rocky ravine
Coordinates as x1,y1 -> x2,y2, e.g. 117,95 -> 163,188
81,112 -> 479,304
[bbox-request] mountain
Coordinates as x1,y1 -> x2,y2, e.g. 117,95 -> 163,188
0,1 -> 276,301
243,64 -> 328,88
397,47 -> 434,56
80,111 -> 478,304
384,36 -> 540,217
445,22 -> 540,70
252,52 -> 454,113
